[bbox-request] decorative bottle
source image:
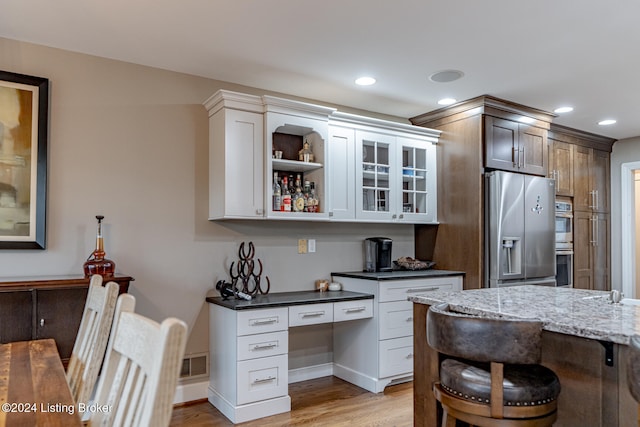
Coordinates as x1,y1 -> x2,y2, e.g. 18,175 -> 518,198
298,140 -> 314,162
272,172 -> 281,211
83,215 -> 116,278
281,176 -> 291,212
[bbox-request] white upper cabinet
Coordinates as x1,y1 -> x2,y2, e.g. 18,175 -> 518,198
204,90 -> 265,220
326,124 -> 356,220
263,96 -> 335,221
330,112 -> 439,224
204,90 -> 439,224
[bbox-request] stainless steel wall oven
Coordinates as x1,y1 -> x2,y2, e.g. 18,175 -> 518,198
555,199 -> 573,287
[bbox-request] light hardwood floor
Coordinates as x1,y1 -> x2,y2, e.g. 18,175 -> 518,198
170,376 -> 413,426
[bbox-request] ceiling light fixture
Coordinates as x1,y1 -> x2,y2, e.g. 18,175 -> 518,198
598,119 -> 617,126
355,76 -> 376,86
554,106 -> 574,114
429,69 -> 464,83
437,98 -> 457,106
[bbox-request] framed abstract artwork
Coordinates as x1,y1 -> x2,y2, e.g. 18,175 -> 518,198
0,70 -> 49,249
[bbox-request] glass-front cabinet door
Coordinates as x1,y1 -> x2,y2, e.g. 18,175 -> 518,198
355,130 -> 397,221
398,137 -> 436,223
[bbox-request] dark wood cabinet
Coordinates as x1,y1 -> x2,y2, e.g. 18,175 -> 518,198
548,124 -> 614,291
485,116 -> 548,176
548,138 -> 574,196
0,274 -> 133,363
574,145 -> 610,213
0,290 -> 32,343
411,96 -> 554,289
574,211 -> 610,291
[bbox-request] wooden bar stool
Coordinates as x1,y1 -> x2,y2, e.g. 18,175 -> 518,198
426,303 -> 561,427
627,335 -> 640,427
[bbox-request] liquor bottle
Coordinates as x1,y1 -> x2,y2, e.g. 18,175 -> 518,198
303,180 -> 311,212
83,215 -> 116,278
310,182 -> 319,213
288,174 -> 295,195
272,172 -> 281,212
281,176 -> 291,212
292,179 -> 304,212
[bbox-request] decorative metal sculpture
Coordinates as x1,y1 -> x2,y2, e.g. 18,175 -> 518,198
216,241 -> 271,300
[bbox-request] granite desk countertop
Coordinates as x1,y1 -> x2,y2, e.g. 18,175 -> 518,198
410,285 -> 640,345
331,269 -> 465,281
206,290 -> 373,310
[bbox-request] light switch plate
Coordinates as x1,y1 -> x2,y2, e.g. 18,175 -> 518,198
308,239 -> 316,253
298,239 -> 307,254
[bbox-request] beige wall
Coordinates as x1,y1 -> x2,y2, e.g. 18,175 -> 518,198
611,137 -> 640,292
0,38 -> 416,361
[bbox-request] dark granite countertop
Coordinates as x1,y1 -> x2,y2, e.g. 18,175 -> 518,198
331,269 -> 465,281
206,290 -> 373,310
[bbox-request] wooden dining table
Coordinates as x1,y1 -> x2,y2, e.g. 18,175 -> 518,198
0,339 -> 81,427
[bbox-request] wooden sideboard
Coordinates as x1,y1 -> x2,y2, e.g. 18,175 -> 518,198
0,274 -> 133,364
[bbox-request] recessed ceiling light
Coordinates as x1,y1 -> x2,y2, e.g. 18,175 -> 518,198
429,69 -> 464,83
437,98 -> 457,106
355,76 -> 376,86
598,119 -> 617,126
554,106 -> 574,114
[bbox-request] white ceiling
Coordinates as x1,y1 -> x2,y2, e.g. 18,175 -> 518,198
1,0 -> 639,140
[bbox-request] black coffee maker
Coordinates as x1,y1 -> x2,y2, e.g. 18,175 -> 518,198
364,237 -> 393,272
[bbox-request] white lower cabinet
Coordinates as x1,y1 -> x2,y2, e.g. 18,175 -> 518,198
332,275 -> 463,393
208,296 -> 373,423
208,305 -> 290,424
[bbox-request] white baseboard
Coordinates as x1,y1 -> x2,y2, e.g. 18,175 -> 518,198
174,380 -> 210,404
288,363 -> 334,384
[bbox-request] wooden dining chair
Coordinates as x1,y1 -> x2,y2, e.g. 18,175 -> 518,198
87,293 -> 188,427
627,335 -> 640,427
426,303 -> 561,427
66,274 -> 119,411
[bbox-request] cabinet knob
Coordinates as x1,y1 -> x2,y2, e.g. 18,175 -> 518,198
256,209 -> 264,215
399,214 -> 404,219
40,318 -> 45,327
392,214 -> 397,219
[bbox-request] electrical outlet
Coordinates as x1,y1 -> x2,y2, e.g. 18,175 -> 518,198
298,239 -> 307,254
308,239 -> 316,253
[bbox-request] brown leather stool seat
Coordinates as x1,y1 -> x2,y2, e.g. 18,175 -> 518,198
440,359 -> 560,406
427,303 -> 561,427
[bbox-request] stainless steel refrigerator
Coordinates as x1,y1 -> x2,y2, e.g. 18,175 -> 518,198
485,171 -> 556,287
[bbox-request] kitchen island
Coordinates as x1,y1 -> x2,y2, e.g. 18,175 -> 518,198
410,285 -> 639,427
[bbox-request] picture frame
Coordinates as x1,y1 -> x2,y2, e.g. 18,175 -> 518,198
0,70 -> 49,249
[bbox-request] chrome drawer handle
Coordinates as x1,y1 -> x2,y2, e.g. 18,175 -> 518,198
253,376 -> 276,384
252,342 -> 277,351
301,311 -> 325,318
251,317 -> 278,326
344,306 -> 366,313
405,287 -> 439,293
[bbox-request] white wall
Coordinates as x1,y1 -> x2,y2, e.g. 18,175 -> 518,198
610,137 -> 640,290
0,38 -> 417,364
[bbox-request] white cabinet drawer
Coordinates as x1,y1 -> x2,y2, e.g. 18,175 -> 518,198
379,300 -> 413,340
237,354 -> 288,405
237,330 -> 288,361
379,336 -> 414,378
333,299 -> 373,322
379,278 -> 455,302
237,307 -> 288,336
289,303 -> 334,327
